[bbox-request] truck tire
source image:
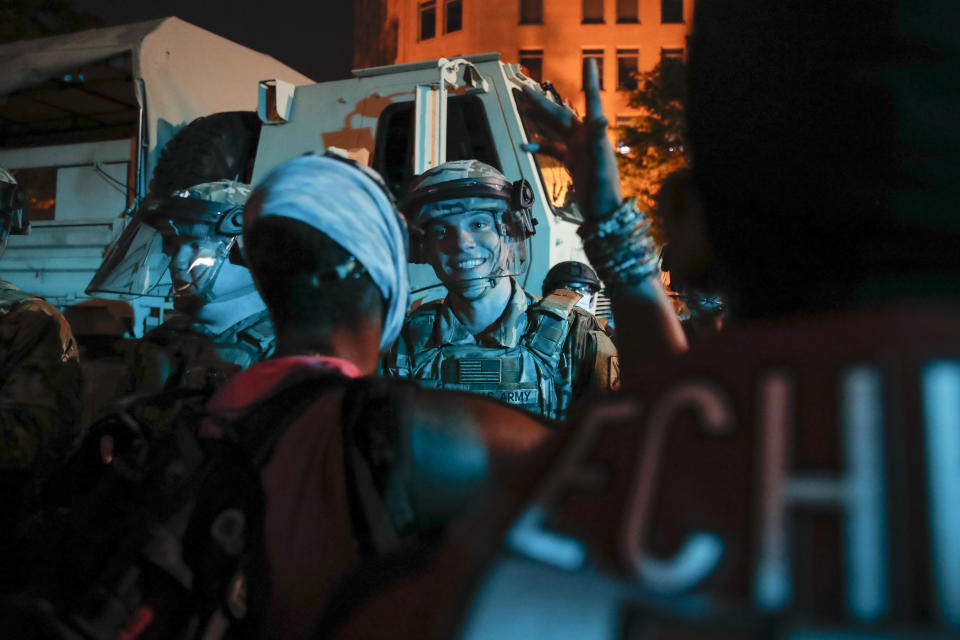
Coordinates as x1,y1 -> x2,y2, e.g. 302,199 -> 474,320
149,112 -> 261,197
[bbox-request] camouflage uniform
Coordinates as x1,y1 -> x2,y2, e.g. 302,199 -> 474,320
128,310 -> 275,396
0,278 -> 83,562
0,280 -> 82,469
86,179 -> 275,427
385,278 -> 618,420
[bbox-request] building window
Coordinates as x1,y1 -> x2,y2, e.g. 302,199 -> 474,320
582,0 -> 604,24
582,49 -> 604,90
616,0 -> 638,23
419,1 -> 437,40
519,49 -> 544,82
444,0 -> 462,33
661,0 -> 683,23
519,0 -> 542,24
617,49 -> 639,91
661,47 -> 684,60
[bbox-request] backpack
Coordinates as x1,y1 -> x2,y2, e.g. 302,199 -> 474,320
1,372 -> 347,640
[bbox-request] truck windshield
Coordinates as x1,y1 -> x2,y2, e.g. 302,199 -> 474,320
513,88 -> 583,224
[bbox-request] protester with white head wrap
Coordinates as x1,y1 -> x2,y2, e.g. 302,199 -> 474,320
245,153 -> 409,351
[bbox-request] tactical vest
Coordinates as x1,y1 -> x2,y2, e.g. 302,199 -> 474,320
140,309 -> 276,390
394,290 -> 591,420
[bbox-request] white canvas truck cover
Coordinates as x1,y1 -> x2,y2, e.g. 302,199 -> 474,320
0,18 -> 312,320
0,16 -> 312,177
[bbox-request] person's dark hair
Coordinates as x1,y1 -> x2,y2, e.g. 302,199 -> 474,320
244,216 -> 385,332
688,0 -> 960,320
656,168 -> 726,299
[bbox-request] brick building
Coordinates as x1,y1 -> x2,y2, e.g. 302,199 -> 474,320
354,0 -> 693,124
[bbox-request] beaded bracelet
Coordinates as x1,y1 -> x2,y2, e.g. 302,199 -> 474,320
578,198 -> 660,287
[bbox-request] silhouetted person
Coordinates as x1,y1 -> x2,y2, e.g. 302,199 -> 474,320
325,3 -> 960,634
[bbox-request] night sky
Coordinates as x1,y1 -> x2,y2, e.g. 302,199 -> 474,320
69,0 -> 355,83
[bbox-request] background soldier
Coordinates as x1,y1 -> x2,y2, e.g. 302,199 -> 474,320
656,168 -> 726,342
0,167 -> 82,586
541,260 -> 616,342
541,261 -> 602,314
0,168 -> 82,469
82,180 -> 274,426
131,180 -> 274,394
385,160 -> 618,420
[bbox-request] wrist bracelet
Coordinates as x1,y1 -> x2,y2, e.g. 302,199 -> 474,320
579,198 -> 660,287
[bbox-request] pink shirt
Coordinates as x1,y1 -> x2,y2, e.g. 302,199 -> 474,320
206,355 -> 362,639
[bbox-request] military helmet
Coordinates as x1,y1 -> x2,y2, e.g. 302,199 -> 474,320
86,180 -> 253,301
542,261 -> 602,296
399,160 -> 536,265
400,160 -> 533,226
0,167 -> 29,241
141,179 -> 251,238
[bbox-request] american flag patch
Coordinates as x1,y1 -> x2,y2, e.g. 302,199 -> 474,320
458,358 -> 502,384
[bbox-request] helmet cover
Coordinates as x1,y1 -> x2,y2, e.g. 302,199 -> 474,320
401,160 -> 535,284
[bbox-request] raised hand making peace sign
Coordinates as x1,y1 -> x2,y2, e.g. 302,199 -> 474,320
523,58 -> 688,373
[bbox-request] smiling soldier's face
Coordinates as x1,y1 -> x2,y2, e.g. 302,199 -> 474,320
425,210 -> 504,299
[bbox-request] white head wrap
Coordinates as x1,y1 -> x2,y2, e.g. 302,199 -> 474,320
247,155 -> 409,351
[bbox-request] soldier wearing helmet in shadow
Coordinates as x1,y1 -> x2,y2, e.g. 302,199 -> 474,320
0,168 -> 82,590
83,180 -> 274,426
541,260 -> 616,342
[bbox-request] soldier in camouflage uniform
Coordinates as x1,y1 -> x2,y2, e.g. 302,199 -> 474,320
384,160 -> 618,421
0,168 -> 83,572
127,180 -> 275,397
543,260 -> 616,342
84,180 -> 274,425
0,168 -> 82,468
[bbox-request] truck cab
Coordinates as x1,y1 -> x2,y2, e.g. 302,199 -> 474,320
251,52 -> 591,303
0,18 -> 312,334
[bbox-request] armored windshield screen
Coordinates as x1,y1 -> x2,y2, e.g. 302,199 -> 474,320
373,95 -> 501,198
86,217 -> 171,298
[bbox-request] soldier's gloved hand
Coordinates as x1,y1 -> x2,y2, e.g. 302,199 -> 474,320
523,59 -> 622,220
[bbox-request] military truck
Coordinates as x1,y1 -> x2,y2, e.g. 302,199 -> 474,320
0,18 -> 313,333
3,36 -> 600,331
249,52 -> 591,303
90,51 -> 597,317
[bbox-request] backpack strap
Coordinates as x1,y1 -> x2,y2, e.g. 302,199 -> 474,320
339,377 -> 420,555
216,372 -> 421,556
230,371 -> 349,467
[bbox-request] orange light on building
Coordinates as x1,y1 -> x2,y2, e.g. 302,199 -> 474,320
355,0 -> 693,125
354,0 -> 694,209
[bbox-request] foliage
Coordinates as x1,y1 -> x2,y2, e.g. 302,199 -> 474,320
0,0 -> 102,44
615,56 -> 689,228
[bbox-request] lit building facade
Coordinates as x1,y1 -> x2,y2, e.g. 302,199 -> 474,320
354,0 -> 694,124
